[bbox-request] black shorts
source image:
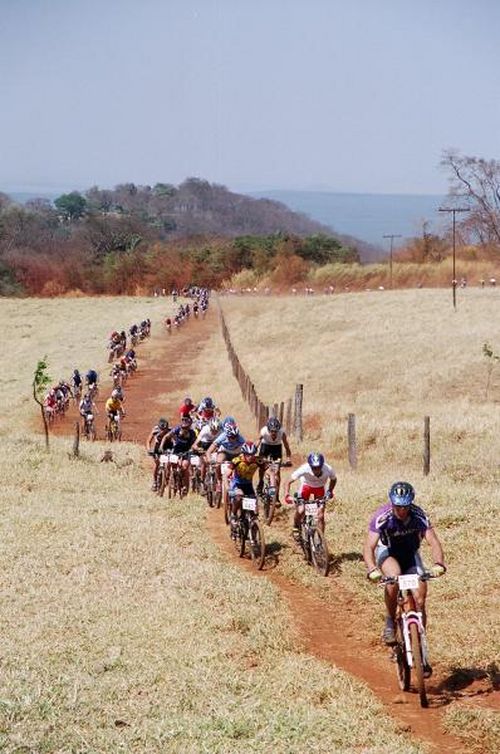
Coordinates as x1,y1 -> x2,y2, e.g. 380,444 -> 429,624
259,443 -> 282,461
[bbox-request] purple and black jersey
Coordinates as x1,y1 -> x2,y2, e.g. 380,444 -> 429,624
368,503 -> 431,559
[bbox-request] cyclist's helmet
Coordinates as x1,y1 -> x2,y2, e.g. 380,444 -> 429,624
209,418 -> 222,433
308,452 -> 325,469
73,368 -> 80,375
180,415 -> 193,426
184,396 -> 193,406
242,442 -> 257,457
158,418 -> 169,430
202,396 -> 214,408
225,423 -> 239,438
267,417 -> 281,431
111,389 -> 120,398
389,482 -> 415,507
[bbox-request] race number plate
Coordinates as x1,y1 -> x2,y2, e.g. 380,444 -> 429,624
87,414 -> 94,420
160,454 -> 170,465
398,574 -> 419,590
242,497 -> 257,511
304,503 -> 318,517
169,453 -> 179,464
190,455 -> 200,467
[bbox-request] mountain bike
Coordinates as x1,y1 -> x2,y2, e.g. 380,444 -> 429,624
189,453 -> 203,494
82,412 -> 97,441
295,495 -> 330,576
380,573 -> 437,708
204,455 -> 220,508
156,451 -> 171,497
231,495 -> 266,570
258,458 -> 290,524
106,414 -> 122,442
167,453 -> 189,499
221,461 -> 233,524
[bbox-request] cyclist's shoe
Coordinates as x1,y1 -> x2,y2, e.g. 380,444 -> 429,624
292,527 -> 301,542
423,663 -> 433,679
256,482 -> 263,495
230,515 -> 238,540
151,481 -> 158,492
383,618 -> 397,645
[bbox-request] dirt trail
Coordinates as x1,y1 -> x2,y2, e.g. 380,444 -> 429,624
53,305 -> 498,754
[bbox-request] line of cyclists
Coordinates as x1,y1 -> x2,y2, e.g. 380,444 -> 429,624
146,395 -> 447,675
164,288 -> 210,332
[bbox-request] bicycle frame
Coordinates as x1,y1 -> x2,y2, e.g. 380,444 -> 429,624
395,574 -> 430,671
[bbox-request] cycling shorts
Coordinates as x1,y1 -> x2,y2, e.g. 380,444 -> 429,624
298,484 -> 325,500
259,443 -> 282,460
375,544 -> 424,575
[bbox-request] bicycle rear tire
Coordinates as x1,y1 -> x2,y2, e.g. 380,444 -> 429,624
409,622 -> 428,708
249,519 -> 266,570
262,491 -> 276,526
310,528 -> 330,576
157,468 -> 166,497
395,621 -> 410,691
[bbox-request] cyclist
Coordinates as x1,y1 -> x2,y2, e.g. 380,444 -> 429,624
256,416 -> 292,500
159,415 -> 197,493
179,396 -> 197,418
191,418 -> 222,490
79,392 -> 98,433
145,418 -> 172,491
85,369 -> 99,395
71,369 -> 82,396
363,481 -> 446,663
205,419 -> 246,492
196,396 -> 220,424
227,442 -> 262,537
105,389 -> 124,435
284,452 -> 337,539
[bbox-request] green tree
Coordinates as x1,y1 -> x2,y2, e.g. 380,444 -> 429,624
54,191 -> 87,221
33,356 -> 52,449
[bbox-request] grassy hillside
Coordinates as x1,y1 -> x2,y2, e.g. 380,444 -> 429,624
0,297 -> 433,753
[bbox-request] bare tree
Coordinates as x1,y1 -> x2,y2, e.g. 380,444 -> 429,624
441,150 -> 500,246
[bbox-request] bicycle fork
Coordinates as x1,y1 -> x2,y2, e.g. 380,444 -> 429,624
401,611 -> 429,668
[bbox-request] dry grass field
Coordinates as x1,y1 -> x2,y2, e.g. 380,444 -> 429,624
0,296 -> 438,754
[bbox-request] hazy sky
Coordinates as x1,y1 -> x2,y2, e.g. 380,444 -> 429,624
1,0 -> 499,195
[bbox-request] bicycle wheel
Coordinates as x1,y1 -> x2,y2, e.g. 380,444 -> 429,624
167,472 -> 175,499
395,621 -> 410,691
262,490 -> 276,526
238,520 -> 246,558
90,423 -> 97,441
409,622 -> 428,708
249,519 -> 266,570
310,527 -> 330,576
299,525 -> 311,562
157,467 -> 166,497
206,485 -> 214,507
223,492 -> 231,526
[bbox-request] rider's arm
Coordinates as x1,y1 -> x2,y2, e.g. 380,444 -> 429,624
363,530 -> 380,573
158,430 -> 174,452
424,527 -> 446,568
145,431 -> 154,451
282,432 -> 292,458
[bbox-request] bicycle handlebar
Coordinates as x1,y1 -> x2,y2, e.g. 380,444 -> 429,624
379,572 -> 437,586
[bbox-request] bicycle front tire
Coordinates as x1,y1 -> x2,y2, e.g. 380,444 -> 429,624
249,519 -> 266,570
310,527 -> 330,576
395,620 -> 410,691
409,622 -> 428,708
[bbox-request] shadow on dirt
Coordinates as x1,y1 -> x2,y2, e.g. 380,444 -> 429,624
329,550 -> 364,574
435,663 -> 500,696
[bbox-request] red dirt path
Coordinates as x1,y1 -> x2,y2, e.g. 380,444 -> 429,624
53,306 -> 498,754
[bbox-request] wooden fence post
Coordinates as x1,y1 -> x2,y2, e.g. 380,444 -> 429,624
279,401 -> 285,425
348,413 -> 357,469
73,421 -> 80,458
294,384 -> 303,442
423,416 -> 430,476
285,398 -> 292,434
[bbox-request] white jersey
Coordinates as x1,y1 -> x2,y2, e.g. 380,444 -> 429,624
290,462 -> 336,489
260,426 -> 284,446
196,424 -> 218,445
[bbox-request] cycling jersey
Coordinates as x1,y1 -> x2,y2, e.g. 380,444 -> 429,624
105,397 -> 122,414
290,462 -> 336,489
170,426 -> 196,454
214,430 -> 245,454
259,427 -> 284,445
231,455 -> 259,482
368,503 -> 430,560
196,424 -> 219,448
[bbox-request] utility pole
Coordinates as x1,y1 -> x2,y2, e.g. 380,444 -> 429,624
438,207 -> 470,309
382,234 -> 402,289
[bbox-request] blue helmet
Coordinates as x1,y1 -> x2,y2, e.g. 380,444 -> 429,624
307,452 -> 324,469
389,482 -> 415,507
202,396 -> 214,409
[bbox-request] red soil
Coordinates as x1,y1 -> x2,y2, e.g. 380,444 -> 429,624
51,306 -> 499,754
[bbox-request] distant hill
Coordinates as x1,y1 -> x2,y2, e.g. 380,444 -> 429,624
3,179 -> 380,261
249,189 -> 447,251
